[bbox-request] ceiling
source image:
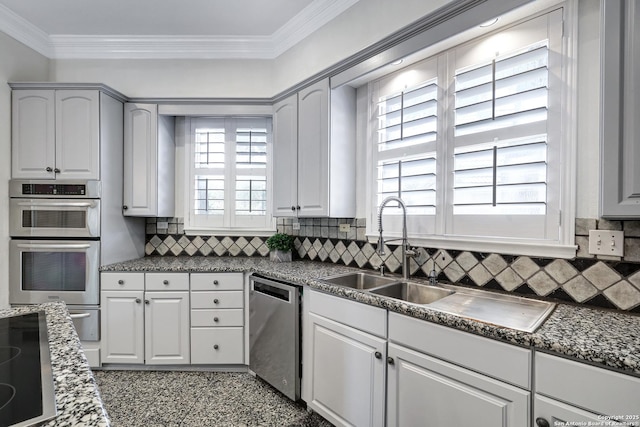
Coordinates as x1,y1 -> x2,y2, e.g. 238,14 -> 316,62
0,0 -> 359,59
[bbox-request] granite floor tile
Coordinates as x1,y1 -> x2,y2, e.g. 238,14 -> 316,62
94,370 -> 334,427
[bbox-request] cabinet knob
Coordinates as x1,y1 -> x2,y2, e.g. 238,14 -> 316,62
135,298 -> 141,304
375,351 -> 382,359
213,299 -> 219,304
145,300 -> 150,305
163,280 -> 169,285
118,280 -> 124,285
535,418 -> 550,427
213,280 -> 219,285
122,205 -> 128,210
45,166 -> 53,172
213,317 -> 219,322
387,357 -> 395,365
291,206 -> 296,211
296,205 -> 300,210
54,168 -> 60,174
213,344 -> 219,350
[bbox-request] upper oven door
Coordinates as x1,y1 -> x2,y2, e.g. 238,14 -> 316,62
10,198 -> 100,238
9,240 -> 100,306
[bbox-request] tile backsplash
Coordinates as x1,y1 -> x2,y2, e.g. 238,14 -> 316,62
145,217 -> 640,313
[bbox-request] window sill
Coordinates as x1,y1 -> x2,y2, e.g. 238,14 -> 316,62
366,233 -> 577,259
184,228 -> 277,237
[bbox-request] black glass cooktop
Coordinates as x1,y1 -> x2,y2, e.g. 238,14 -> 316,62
0,312 -> 56,427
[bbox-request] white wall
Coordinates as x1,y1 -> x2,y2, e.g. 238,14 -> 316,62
0,32 -> 50,308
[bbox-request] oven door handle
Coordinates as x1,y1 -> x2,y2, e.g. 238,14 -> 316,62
16,243 -> 93,249
69,312 -> 92,319
17,201 -> 96,208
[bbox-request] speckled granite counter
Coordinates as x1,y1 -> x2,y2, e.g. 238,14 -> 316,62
0,302 -> 109,427
102,256 -> 640,377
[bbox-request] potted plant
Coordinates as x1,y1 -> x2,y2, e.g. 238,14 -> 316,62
266,233 -> 294,262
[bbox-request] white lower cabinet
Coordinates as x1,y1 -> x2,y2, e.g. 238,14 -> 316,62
190,273 -> 245,364
101,272 -> 190,365
533,352 -> 640,426
386,342 -> 529,427
303,291 -> 387,427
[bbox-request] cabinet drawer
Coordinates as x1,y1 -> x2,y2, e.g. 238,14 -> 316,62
145,273 -> 189,291
101,272 -> 144,291
191,309 -> 244,327
191,327 -> 244,364
389,312 -> 531,389
191,291 -> 243,309
536,352 -> 640,415
191,273 -> 244,291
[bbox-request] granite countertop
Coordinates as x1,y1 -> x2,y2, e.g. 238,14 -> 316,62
0,302 -> 109,427
102,256 -> 640,377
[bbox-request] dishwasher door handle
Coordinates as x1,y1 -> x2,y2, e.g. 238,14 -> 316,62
251,279 -> 294,303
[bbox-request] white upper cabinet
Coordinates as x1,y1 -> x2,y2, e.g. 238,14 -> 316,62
123,103 -> 175,217
272,78 -> 356,218
600,0 -> 640,218
12,89 -> 100,180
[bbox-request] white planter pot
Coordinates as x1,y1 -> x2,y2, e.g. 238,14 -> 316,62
270,250 -> 292,262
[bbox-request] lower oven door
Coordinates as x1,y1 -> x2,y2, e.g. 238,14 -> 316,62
9,240 -> 100,306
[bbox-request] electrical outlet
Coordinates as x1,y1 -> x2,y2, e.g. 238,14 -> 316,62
292,222 -> 300,230
339,223 -> 351,232
588,230 -> 624,256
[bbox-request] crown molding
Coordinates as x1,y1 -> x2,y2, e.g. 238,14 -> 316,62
0,0 -> 359,59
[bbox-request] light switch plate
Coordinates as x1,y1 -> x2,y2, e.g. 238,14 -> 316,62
339,223 -> 351,232
588,230 -> 624,256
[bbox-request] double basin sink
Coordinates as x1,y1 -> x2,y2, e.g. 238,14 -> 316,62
320,272 -> 555,333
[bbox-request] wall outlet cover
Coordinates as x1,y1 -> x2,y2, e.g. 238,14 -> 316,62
292,222 -> 300,230
339,223 -> 351,232
588,230 -> 624,256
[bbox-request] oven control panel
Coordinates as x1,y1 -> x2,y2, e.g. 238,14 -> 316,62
9,180 -> 101,198
22,183 -> 86,196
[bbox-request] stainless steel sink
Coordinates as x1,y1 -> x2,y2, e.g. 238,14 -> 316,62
368,282 -> 455,304
321,272 -> 398,290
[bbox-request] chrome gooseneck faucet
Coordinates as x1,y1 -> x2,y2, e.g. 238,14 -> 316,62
377,196 -> 415,280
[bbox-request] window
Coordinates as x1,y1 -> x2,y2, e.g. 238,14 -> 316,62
368,9 -> 574,257
186,117 -> 275,234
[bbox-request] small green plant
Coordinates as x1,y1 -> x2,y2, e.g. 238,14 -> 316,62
266,233 -> 294,252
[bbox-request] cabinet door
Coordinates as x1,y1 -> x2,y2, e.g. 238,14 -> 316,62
11,90 -> 55,179
55,90 -> 100,180
306,312 -> 386,427
272,94 -> 299,217
387,343 -> 530,427
145,291 -> 190,365
534,395 -> 603,426
101,290 -> 144,364
297,79 -> 330,217
123,103 -> 158,216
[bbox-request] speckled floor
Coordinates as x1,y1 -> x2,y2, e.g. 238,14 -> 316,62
93,370 -> 334,427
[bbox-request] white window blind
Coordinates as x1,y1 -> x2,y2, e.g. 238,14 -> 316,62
187,117 -> 274,233
367,8 -> 569,252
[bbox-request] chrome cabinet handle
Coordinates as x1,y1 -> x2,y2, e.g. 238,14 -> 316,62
163,280 -> 169,285
387,357 -> 395,365
46,166 -> 53,172
70,312 -> 91,319
118,280 -> 124,285
374,351 -> 382,359
54,168 -> 60,173
213,344 -> 219,350
135,298 -> 141,303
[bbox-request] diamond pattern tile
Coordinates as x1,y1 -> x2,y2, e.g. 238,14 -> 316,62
142,216 -> 640,312
582,262 -> 621,290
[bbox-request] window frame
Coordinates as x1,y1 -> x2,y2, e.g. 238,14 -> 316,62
183,116 -> 276,236
366,5 -> 578,259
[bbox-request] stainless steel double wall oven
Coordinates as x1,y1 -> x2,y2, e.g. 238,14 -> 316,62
9,180 -> 101,341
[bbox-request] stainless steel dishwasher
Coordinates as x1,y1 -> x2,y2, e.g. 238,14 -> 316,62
249,274 -> 301,401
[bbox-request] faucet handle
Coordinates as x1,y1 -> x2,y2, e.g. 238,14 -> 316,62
377,265 -> 385,277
